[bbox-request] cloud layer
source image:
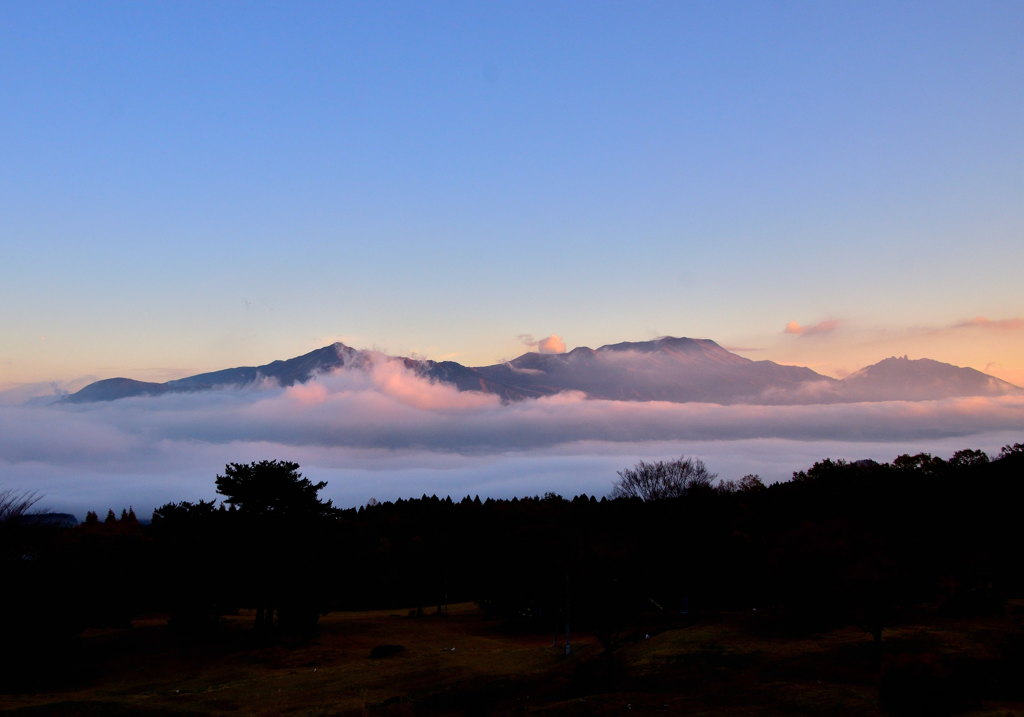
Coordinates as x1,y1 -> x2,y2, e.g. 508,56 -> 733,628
3,358 -> 1022,516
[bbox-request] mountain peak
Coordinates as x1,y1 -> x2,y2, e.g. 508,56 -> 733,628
596,336 -> 722,353
841,356 -> 1021,401
64,377 -> 168,403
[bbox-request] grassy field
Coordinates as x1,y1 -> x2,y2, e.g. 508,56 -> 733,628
2,602 -> 1022,716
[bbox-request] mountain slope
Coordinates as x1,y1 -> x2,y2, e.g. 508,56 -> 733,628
62,343 -> 536,403
401,357 -> 552,401
164,343 -> 360,392
64,377 -> 171,403
64,345 -> 358,403
837,355 -> 1021,401
474,337 -> 835,403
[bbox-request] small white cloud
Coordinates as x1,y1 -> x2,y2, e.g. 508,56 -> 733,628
518,333 -> 566,354
538,335 -> 566,354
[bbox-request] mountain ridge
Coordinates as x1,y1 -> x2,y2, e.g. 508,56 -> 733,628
61,337 -> 1021,406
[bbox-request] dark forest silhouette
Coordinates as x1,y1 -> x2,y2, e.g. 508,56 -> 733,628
2,444 -> 1023,710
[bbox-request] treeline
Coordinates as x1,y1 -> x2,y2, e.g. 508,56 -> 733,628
2,446 -> 1023,686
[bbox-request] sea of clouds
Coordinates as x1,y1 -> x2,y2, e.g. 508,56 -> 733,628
2,358 -> 1022,517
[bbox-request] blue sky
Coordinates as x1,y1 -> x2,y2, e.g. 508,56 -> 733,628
2,2 -> 1023,514
2,1 -> 1022,385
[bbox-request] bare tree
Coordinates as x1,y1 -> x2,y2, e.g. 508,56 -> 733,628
610,456 -> 716,501
717,474 -> 767,494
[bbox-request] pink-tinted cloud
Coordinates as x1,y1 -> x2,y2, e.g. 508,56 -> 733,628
784,319 -> 841,336
538,335 -> 566,354
518,333 -> 567,354
359,356 -> 499,412
952,316 -> 1024,331
286,381 -> 329,405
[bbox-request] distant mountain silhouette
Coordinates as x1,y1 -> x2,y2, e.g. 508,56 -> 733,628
835,355 -> 1021,402
474,337 -> 834,403
63,343 -> 536,404
65,377 -> 171,403
164,343 -> 358,392
62,338 -> 1021,405
63,345 -> 357,404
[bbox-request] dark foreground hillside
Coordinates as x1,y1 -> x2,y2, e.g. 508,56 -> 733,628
2,446 -> 1023,714
0,602 -> 1023,716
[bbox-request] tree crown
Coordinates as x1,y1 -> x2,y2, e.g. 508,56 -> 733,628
215,460 -> 333,517
610,455 -> 716,501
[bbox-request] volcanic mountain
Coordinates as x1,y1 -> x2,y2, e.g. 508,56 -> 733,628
62,337 -> 1020,405
63,343 -> 538,404
473,337 -> 833,403
834,355 -> 1021,402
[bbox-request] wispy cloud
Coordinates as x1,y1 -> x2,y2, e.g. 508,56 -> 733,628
722,346 -> 764,353
0,377 -> 97,406
951,316 -> 1024,331
784,319 -> 841,336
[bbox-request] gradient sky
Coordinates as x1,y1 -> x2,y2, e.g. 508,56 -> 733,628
2,0 -> 1023,389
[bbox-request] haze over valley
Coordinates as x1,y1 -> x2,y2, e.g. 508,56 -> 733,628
3,335 -> 1021,517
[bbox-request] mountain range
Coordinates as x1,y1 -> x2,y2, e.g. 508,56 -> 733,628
62,336 -> 1021,406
